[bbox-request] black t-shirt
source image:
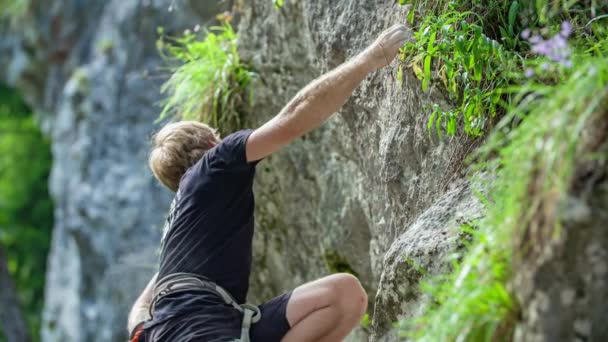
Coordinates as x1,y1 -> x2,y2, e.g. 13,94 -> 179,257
157,129 -> 257,303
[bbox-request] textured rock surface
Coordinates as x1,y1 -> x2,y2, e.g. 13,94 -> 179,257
512,124 -> 608,342
370,180 -> 484,341
236,1 -> 479,340
2,0 -> 479,341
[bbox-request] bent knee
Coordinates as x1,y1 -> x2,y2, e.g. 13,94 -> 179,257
327,273 -> 368,314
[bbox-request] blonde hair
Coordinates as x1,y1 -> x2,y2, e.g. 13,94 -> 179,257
149,121 -> 220,192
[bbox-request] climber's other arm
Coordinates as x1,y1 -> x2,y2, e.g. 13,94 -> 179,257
245,24 -> 411,162
127,273 -> 158,333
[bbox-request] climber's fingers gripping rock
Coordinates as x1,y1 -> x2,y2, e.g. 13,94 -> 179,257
363,24 -> 413,70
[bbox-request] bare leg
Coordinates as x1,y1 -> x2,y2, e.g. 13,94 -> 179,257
282,273 -> 368,342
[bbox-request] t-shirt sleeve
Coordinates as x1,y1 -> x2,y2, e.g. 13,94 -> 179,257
210,129 -> 258,171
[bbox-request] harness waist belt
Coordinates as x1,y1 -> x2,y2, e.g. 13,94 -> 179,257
150,272 -> 261,342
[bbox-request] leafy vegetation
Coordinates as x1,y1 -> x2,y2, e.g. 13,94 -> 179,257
158,23 -> 256,133
397,0 -> 608,340
273,0 -> 284,9
0,0 -> 29,20
403,54 -> 607,342
399,0 -> 606,137
0,85 -> 53,342
401,5 -> 519,136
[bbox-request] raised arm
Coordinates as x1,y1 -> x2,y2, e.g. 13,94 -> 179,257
127,273 -> 158,334
246,24 -> 411,162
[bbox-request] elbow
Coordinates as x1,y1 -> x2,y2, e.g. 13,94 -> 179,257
278,98 -> 315,139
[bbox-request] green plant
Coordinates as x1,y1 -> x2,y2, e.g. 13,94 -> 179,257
394,0 -> 608,339
158,24 -> 255,132
401,38 -> 608,342
0,85 -> 53,342
401,6 -> 520,136
402,57 -> 607,342
0,0 -> 29,20
361,313 -> 371,328
399,0 -> 608,137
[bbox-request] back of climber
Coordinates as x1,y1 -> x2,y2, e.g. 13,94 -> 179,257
128,24 -> 412,342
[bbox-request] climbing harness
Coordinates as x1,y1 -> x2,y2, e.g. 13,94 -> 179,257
131,272 -> 261,342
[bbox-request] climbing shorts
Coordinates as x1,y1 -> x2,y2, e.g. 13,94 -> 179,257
132,273 -> 292,342
250,290 -> 292,341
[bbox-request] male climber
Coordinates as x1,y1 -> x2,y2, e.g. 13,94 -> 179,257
127,24 -> 411,341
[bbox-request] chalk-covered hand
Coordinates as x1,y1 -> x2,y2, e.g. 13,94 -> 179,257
361,24 -> 412,70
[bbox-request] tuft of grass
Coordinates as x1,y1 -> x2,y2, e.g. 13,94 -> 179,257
158,24 -> 255,132
400,45 -> 608,342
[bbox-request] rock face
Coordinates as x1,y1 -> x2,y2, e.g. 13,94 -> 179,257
236,1 -> 480,340
370,180 -> 484,341
512,123 -> 608,342
6,1 -> 604,342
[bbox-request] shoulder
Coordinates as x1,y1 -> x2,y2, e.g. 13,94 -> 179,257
213,129 -> 258,170
176,129 -> 257,192
218,129 -> 255,150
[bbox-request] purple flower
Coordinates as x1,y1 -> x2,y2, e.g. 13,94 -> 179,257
531,41 -> 549,55
521,29 -> 531,39
561,21 -> 572,37
541,63 -> 550,70
529,34 -> 542,44
525,68 -> 535,78
525,27 -> 572,67
553,35 -> 567,49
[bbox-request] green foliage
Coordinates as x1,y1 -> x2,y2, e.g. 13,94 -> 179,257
401,1 -> 526,137
273,0 -> 284,9
403,54 -> 607,341
532,0 -> 605,24
394,0 -> 608,340
398,2 -> 608,338
402,6 -> 519,136
361,313 -> 371,328
0,85 -> 53,341
401,225 -> 514,341
399,0 -> 607,137
158,24 -> 255,133
0,0 -> 29,23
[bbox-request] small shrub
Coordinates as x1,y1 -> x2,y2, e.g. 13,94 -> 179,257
401,6 -> 519,136
158,24 -> 255,132
399,0 -> 608,137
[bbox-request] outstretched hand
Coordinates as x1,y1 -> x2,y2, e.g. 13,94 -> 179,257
362,24 -> 413,70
